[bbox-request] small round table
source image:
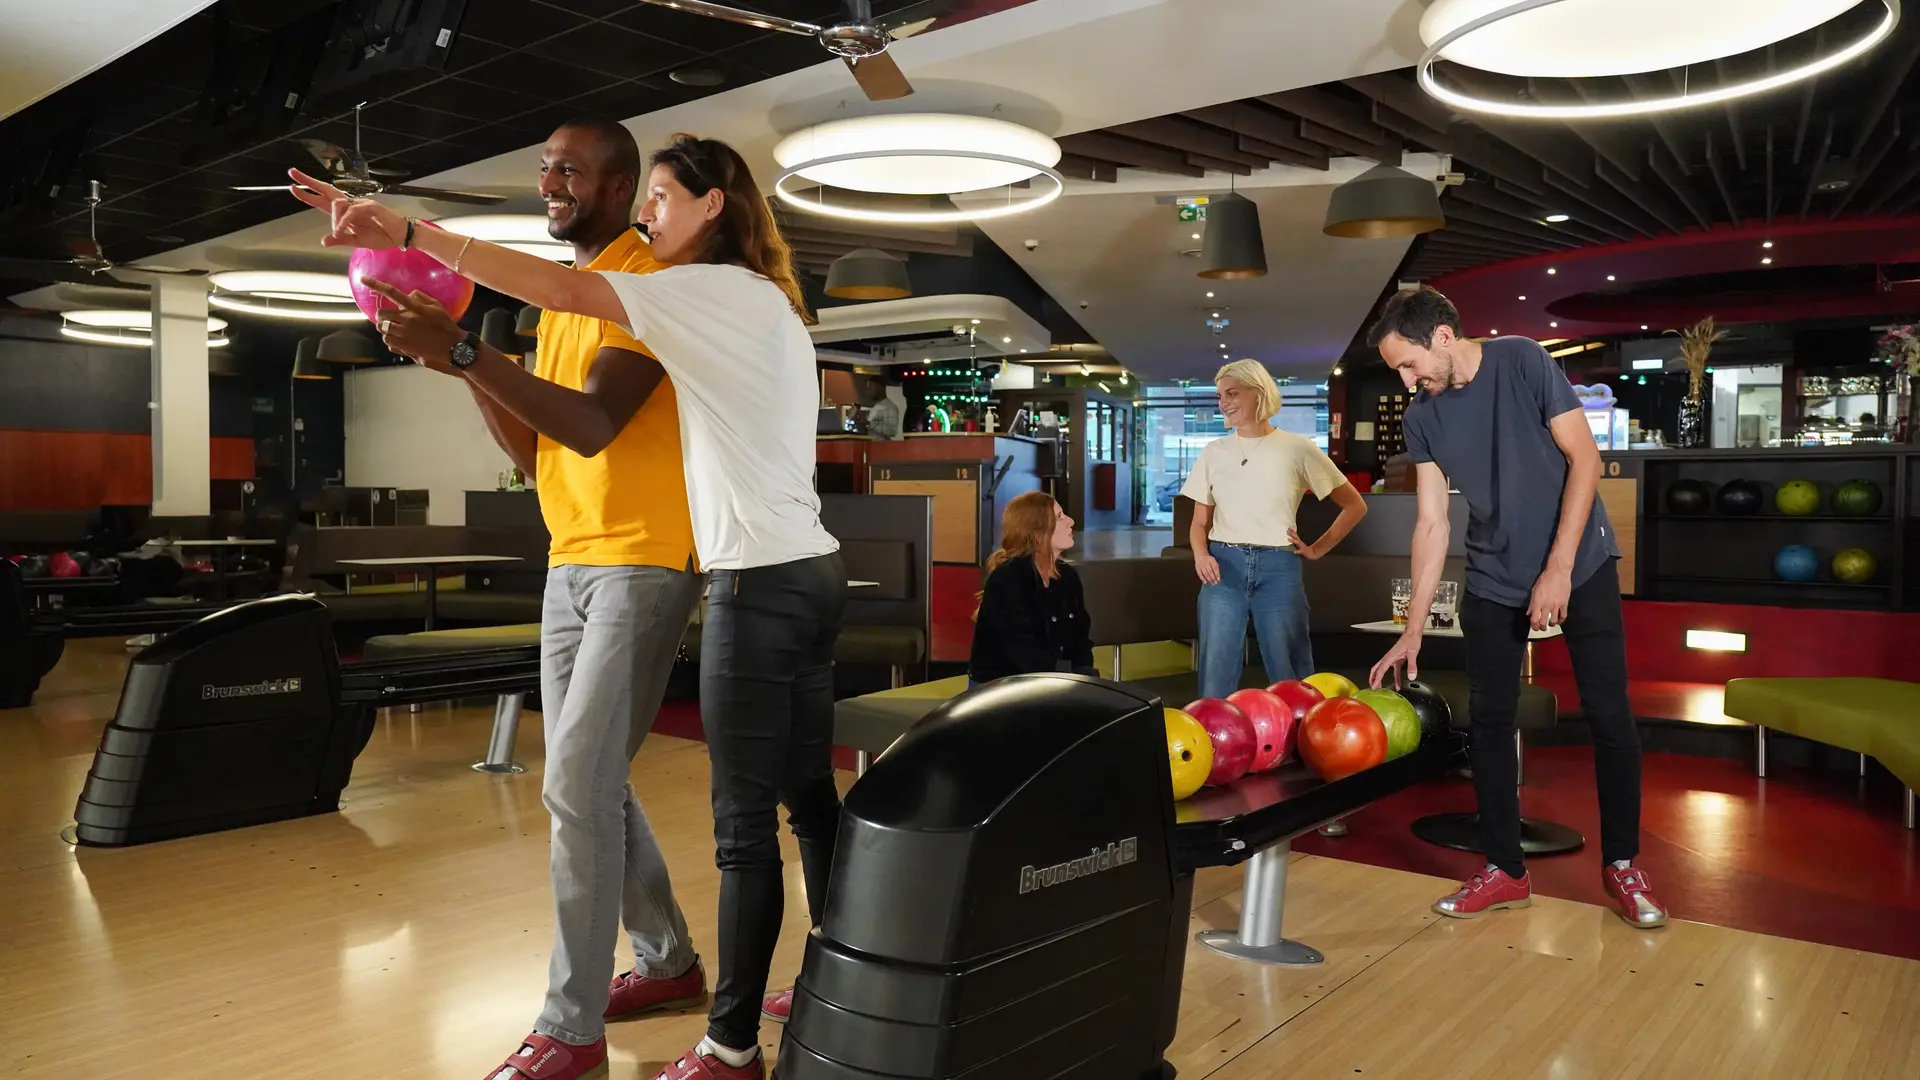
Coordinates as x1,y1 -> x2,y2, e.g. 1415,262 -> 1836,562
1350,618 -> 1583,857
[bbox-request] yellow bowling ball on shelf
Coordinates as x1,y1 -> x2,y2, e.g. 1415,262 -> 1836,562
1303,671 -> 1358,700
1164,707 -> 1214,801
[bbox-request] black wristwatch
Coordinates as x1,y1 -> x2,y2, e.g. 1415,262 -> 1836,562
449,331 -> 480,370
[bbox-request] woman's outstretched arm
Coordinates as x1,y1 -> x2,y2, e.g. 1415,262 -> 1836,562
288,168 -> 625,327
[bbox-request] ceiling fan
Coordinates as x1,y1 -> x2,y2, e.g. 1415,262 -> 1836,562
231,103 -> 505,206
634,0 -> 955,100
0,181 -> 210,286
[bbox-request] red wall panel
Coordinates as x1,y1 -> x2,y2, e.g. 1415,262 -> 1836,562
0,430 -> 254,510
1529,599 -> 1920,683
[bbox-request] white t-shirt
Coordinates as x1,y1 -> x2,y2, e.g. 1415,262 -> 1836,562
1179,428 -> 1348,547
598,264 -> 839,571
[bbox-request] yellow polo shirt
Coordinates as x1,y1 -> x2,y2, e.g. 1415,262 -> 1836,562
533,227 -> 696,570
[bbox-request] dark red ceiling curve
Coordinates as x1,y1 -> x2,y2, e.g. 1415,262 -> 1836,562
1427,215 -> 1920,338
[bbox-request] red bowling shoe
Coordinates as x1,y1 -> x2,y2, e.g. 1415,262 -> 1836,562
761,987 -> 793,1024
651,1045 -> 765,1080
1432,867 -> 1531,919
605,958 -> 708,1019
1603,864 -> 1669,928
482,1033 -> 605,1080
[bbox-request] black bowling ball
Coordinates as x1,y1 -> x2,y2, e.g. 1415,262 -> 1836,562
1715,478 -> 1762,515
1665,479 -> 1709,514
1398,679 -> 1454,744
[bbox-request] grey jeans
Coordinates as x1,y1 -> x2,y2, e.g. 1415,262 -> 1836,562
534,562 -> 702,1045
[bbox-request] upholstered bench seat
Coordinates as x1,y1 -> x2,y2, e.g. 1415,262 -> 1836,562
360,623 -> 542,659
1724,677 -> 1918,829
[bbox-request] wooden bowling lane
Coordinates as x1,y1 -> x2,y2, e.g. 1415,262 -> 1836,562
1199,876 -> 1920,1080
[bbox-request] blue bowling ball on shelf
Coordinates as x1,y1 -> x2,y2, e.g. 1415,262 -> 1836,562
1773,544 -> 1820,583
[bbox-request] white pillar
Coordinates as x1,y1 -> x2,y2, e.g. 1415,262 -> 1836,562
150,276 -> 212,516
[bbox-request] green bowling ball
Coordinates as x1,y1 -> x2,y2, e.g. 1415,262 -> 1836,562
1831,547 -> 1878,584
1774,479 -> 1820,516
1354,688 -> 1422,761
1833,479 -> 1883,516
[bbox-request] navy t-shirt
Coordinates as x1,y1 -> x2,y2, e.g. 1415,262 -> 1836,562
1402,337 -> 1619,608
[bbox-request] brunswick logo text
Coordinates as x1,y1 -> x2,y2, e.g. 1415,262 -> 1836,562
202,678 -> 303,700
1018,837 -> 1138,894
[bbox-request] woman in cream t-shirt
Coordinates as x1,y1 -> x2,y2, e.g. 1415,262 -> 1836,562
1182,359 -> 1368,700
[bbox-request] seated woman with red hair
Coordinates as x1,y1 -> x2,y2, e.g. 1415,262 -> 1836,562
969,491 -> 1096,687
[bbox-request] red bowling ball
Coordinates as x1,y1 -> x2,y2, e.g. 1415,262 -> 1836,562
1225,687 -> 1296,772
1297,697 -> 1389,782
1183,697 -> 1257,787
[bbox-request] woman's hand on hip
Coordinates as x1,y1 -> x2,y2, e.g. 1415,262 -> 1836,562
1287,528 -> 1322,559
1194,552 -> 1221,585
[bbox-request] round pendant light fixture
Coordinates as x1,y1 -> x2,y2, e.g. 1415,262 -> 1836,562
1323,164 -> 1446,238
209,270 -> 364,322
772,113 -> 1064,225
825,248 -> 912,300
1419,0 -> 1899,119
293,337 -> 331,380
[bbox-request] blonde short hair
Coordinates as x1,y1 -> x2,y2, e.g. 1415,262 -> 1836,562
1215,358 -> 1282,421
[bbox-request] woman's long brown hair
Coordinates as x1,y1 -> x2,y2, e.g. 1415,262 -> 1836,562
649,133 -> 812,323
974,491 -> 1063,619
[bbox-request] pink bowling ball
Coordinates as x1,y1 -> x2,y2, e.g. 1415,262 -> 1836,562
347,221 -> 474,323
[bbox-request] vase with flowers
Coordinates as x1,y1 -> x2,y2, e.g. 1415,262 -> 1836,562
1876,325 -> 1919,443
1665,316 -> 1727,448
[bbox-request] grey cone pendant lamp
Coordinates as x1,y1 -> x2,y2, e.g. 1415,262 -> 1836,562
481,307 -> 521,358
292,336 -> 330,379
316,327 -> 379,363
825,248 -> 912,299
1323,164 -> 1446,238
1198,191 -> 1266,280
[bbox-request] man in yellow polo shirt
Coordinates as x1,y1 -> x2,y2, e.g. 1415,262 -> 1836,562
363,116 -> 706,1080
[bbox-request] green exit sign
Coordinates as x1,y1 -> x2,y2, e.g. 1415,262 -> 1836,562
1178,204 -> 1207,222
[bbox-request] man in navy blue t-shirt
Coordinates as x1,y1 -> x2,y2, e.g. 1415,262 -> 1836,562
1365,285 -> 1667,929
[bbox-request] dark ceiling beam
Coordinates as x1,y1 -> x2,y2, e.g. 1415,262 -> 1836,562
1439,199 -> 1586,248
1340,73 -> 1456,132
1446,127 -> 1548,195
1103,117 -> 1269,169
1713,57 -> 1748,172
1558,121 -> 1643,183
1179,102 -> 1327,158
1828,115 -> 1902,218
1595,157 -> 1688,234
1185,151 -> 1254,176
1860,134 -> 1920,214
1296,119 -> 1401,163
1765,124 -> 1778,223
1236,134 -> 1328,170
1616,73 -> 1697,172
1792,28 -> 1823,165
1368,101 -> 1454,156
1471,118 -> 1593,188
1543,169 -> 1664,237
1645,146 -> 1715,231
1055,131 -> 1203,177
1054,154 -> 1117,183
1426,224 -> 1559,258
1703,130 -> 1742,225
1447,181 -> 1622,244
1799,114 -> 1835,222
1257,87 -> 1388,144
1850,25 -> 1920,156
1483,178 -> 1636,243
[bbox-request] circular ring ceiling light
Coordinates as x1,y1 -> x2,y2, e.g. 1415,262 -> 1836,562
1418,0 -> 1899,119
771,113 -> 1064,225
208,270 -> 365,321
433,215 -> 574,262
60,309 -> 229,348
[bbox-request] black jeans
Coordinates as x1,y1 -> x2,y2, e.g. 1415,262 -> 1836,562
1461,557 -> 1641,878
699,550 -> 847,1050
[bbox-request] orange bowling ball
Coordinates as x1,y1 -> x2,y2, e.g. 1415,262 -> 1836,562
1297,697 -> 1388,782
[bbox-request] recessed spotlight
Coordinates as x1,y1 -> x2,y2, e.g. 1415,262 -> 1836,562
1192,232 -> 1201,240
1547,267 -> 1557,275
1518,295 -> 1527,300
1607,275 -> 1617,281
1205,291 -> 1215,298
1490,328 -> 1498,335
1544,213 -> 1571,223
1019,348 -> 1028,353
1550,321 -> 1559,327
1211,311 -> 1220,318
1002,336 -> 1012,343
970,318 -> 980,324
1763,241 -> 1774,249
1761,256 -> 1773,265
1332,366 -> 1344,375
1641,324 -> 1649,330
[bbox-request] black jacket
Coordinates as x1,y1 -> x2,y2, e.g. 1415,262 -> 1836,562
968,557 -> 1097,684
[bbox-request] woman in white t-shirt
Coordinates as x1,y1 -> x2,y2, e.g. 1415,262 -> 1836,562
289,136 -> 843,1080
1181,359 -> 1368,700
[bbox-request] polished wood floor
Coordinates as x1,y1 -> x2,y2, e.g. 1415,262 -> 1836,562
5,641 -> 1919,1079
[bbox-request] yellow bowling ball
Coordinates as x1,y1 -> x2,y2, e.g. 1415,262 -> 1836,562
1303,671 -> 1358,699
1164,707 -> 1214,801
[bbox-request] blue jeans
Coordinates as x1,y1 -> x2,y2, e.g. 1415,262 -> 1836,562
1196,542 -> 1313,699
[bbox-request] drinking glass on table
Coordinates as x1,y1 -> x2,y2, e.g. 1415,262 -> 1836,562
1430,580 -> 1460,630
1391,577 -> 1412,625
